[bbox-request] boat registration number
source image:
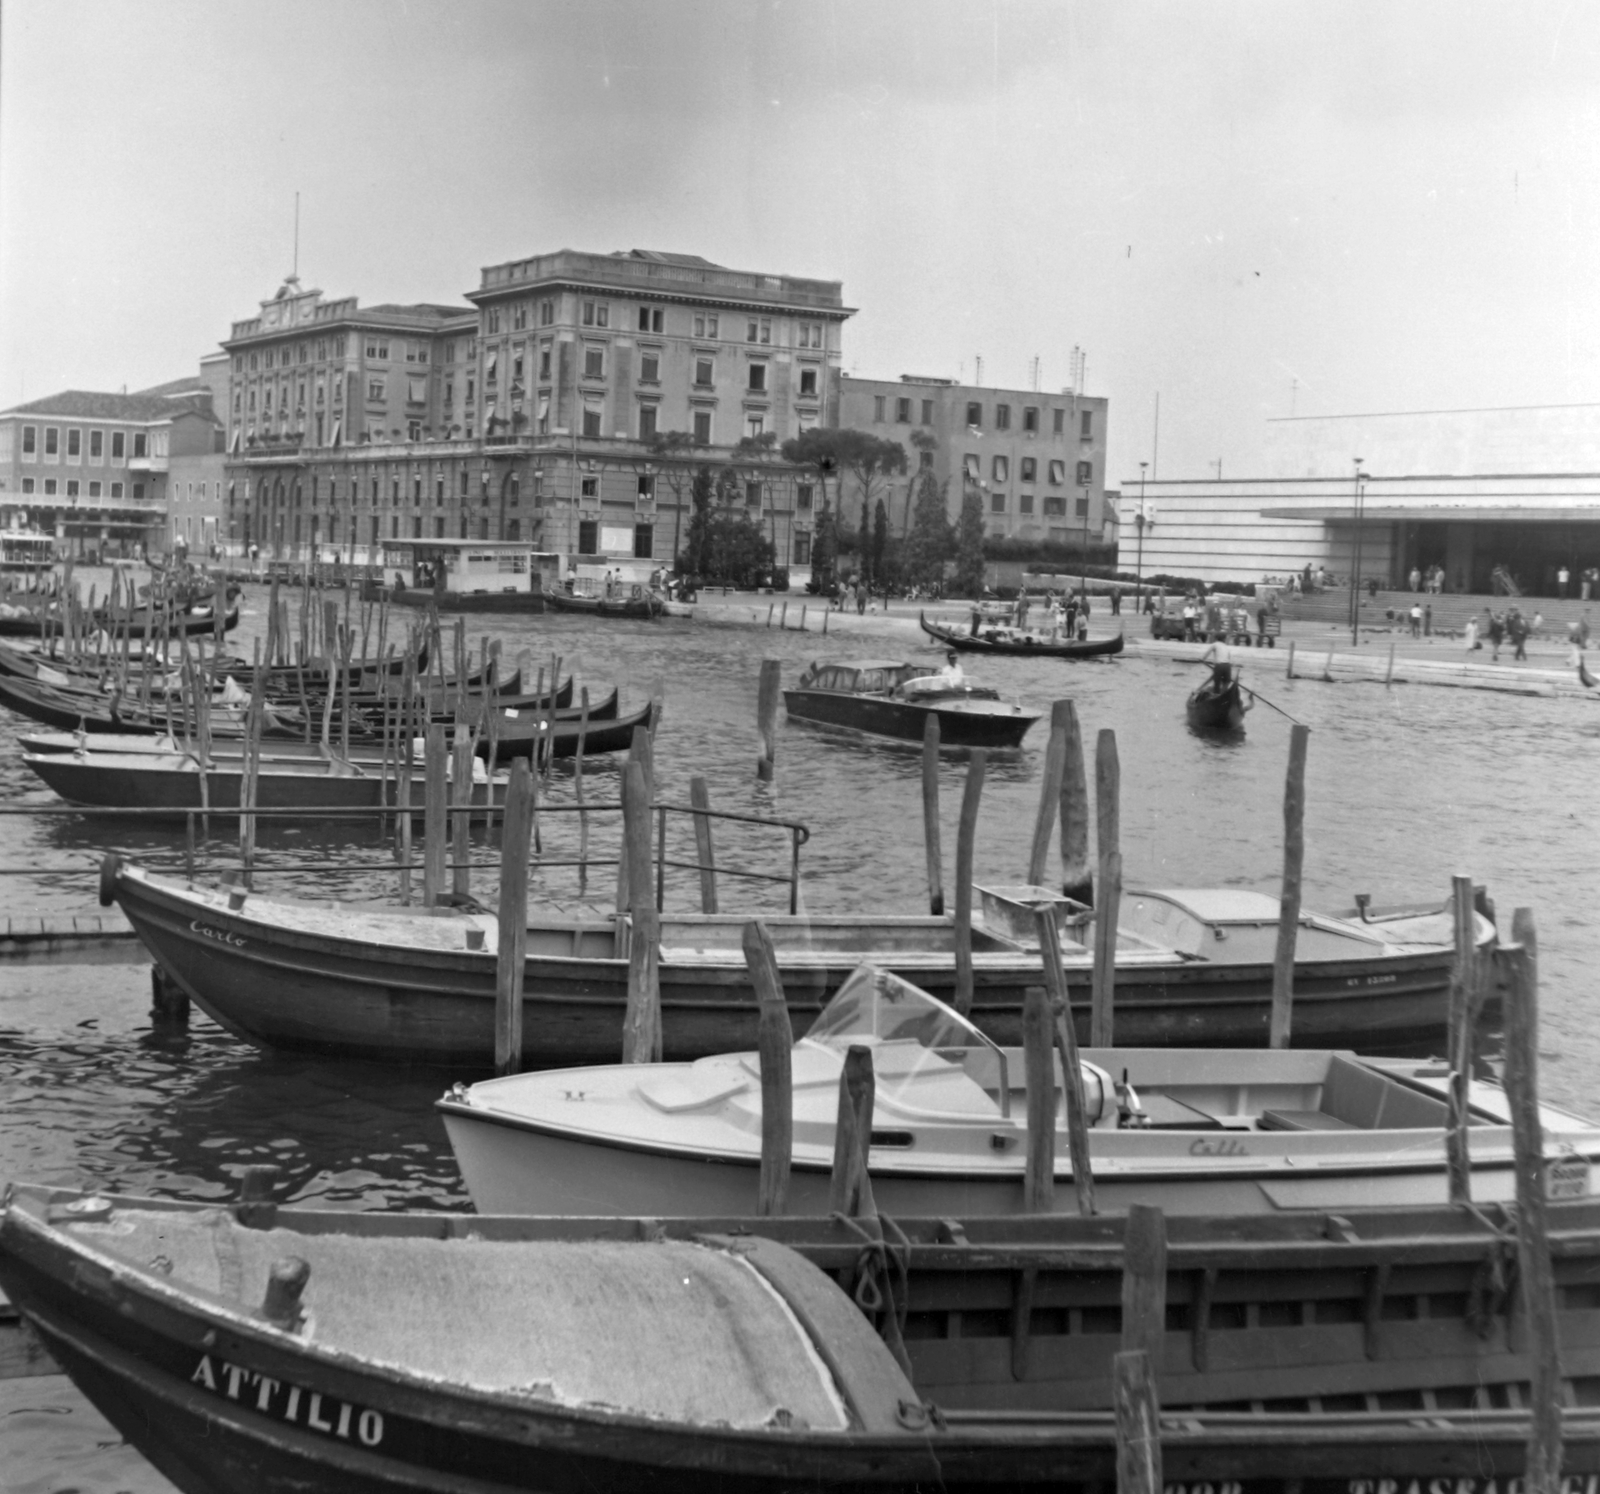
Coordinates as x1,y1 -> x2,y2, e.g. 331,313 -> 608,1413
1547,1154 -> 1591,1200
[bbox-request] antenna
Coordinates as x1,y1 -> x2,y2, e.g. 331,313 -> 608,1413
293,192 -> 300,278
975,355 -> 983,386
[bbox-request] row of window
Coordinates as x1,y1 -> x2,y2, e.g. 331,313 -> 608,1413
872,396 -> 1095,440
962,454 -> 1093,486
986,492 -> 1091,517
18,477 -> 138,498
19,426 -> 146,460
237,337 -> 353,372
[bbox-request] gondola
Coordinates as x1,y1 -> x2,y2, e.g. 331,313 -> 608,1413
1186,670 -> 1249,730
5,1182 -> 1600,1494
0,598 -> 240,640
919,611 -> 1124,659
546,587 -> 663,619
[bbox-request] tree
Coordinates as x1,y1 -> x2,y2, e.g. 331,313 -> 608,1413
782,427 -> 907,551
953,483 -> 988,597
648,430 -> 699,568
871,499 -> 889,589
856,499 -> 871,585
810,498 -> 839,593
903,469 -> 953,591
679,463 -> 716,577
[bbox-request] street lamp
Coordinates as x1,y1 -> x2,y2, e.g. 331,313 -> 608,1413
1135,461 -> 1149,612
1349,457 -> 1367,646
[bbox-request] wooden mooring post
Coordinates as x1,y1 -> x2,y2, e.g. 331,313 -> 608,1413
756,657 -> 781,780
689,776 -> 718,913
1446,871 -> 1476,1204
829,1045 -> 876,1216
1501,909 -> 1564,1494
423,723 -> 448,907
921,715 -> 944,915
493,759 -> 535,1076
953,748 -> 987,1017
1022,984 -> 1054,1213
1027,700 -> 1070,886
1089,730 -> 1121,1048
742,920 -> 792,1216
450,725 -> 474,901
1114,1202 -> 1168,1494
1113,1349 -> 1163,1494
1268,722 -> 1310,1047
1059,701 -> 1092,905
620,758 -> 661,1063
1036,909 -> 1096,1215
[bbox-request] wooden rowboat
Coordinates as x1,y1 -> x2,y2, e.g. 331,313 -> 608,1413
919,611 -> 1125,660
99,861 -> 1494,1065
1186,672 -> 1249,731
4,1182 -> 1599,1492
546,587 -> 663,619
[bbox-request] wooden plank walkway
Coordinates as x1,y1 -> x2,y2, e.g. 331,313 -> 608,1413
0,910 -> 138,959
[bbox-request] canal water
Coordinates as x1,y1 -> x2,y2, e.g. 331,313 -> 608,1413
2,591 -> 1597,1488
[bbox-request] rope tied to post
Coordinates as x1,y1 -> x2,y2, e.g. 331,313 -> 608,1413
833,1210 -> 914,1375
1463,1198 -> 1521,1339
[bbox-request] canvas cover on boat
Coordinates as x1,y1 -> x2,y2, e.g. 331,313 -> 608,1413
55,1207 -> 856,1430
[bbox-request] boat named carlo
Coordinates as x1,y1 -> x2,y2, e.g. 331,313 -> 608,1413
99,860 -> 1494,1066
441,960 -> 1597,1218
5,1181 -> 1600,1493
784,657 -> 1041,749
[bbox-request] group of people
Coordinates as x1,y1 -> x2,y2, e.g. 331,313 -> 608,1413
1463,606 -> 1535,663
1407,565 -> 1448,594
1557,565 -> 1600,599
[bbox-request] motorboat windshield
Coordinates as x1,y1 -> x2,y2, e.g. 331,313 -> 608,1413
800,963 -> 1011,1117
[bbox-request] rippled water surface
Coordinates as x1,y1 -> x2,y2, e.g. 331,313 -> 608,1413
2,592 -> 1598,1487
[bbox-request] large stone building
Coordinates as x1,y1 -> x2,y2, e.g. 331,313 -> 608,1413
836,375 -> 1109,542
0,383 -> 225,558
224,250 -> 852,572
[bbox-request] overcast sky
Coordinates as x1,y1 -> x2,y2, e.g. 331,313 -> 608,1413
3,0 -> 1599,484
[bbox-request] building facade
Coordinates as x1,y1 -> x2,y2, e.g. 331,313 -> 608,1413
223,250 -> 853,573
836,375 -> 1109,543
0,385 -> 223,558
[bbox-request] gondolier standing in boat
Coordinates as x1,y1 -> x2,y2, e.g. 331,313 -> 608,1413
1201,636 -> 1240,691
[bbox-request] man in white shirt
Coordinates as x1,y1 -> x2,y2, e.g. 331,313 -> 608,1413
937,650 -> 966,688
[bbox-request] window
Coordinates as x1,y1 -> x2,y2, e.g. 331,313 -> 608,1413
539,299 -> 555,326
921,399 -> 933,425
368,378 -> 386,402
1020,457 -> 1037,483
746,413 -> 765,439
44,427 -> 59,456
1023,406 -> 1039,434
895,397 -> 911,423
995,404 -> 1011,431
639,351 -> 660,383
633,523 -> 654,558
88,480 -> 102,498
992,455 -> 1009,482
583,346 -> 605,379
444,381 -> 454,408
132,433 -> 147,458
963,453 -> 980,480
407,377 -> 426,404
1075,496 -> 1089,517
19,425 -> 38,458
637,473 -> 655,499
89,430 -> 103,460
20,477 -> 33,493
111,481 -> 123,498
638,404 -> 658,441
485,351 -> 498,384
920,449 -> 934,469
746,318 -> 771,344
692,314 -> 720,338
467,378 -> 475,403
1081,411 -> 1093,440
966,402 -> 982,428
1019,493 -> 1034,514
435,477 -> 444,507
66,479 -> 80,497
1053,409 -> 1065,435
794,531 -> 812,565
873,396 -> 886,422
43,478 -> 57,495
694,357 -> 714,387
693,409 -> 712,444
513,304 -> 528,331
486,310 -> 501,334
745,480 -> 761,508
512,351 -> 524,383
539,342 -> 552,379
1076,460 -> 1093,485
1048,460 -> 1066,484
798,323 -> 822,349
578,519 -> 599,554
799,367 -> 818,397
365,341 -> 389,360
316,380 -> 326,406
1044,495 -> 1065,517
638,307 -> 664,333
581,301 -> 609,328
990,492 -> 1006,513
299,343 -> 309,364
582,405 -> 602,437
748,362 -> 767,392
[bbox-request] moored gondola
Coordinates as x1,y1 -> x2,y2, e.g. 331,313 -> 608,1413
919,610 -> 1124,660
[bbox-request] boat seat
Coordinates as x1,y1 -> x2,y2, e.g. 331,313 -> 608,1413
1259,1108 -> 1361,1132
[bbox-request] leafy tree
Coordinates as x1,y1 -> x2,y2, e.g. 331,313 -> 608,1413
871,499 -> 889,589
782,428 -> 907,549
648,430 -> 699,568
856,499 -> 871,585
810,499 -> 839,593
679,463 -> 717,577
953,484 -> 988,597
903,471 -> 953,591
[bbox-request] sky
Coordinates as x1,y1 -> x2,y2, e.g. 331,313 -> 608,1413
3,0 -> 1600,486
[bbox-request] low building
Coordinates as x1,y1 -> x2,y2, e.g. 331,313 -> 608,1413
836,374 -> 1108,543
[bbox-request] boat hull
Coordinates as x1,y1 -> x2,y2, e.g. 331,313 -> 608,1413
919,611 -> 1125,660
377,587 -> 548,614
106,864 -> 1482,1065
783,688 -> 1040,748
546,590 -> 661,619
1187,679 -> 1247,730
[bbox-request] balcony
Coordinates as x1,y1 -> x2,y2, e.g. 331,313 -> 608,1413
128,454 -> 168,473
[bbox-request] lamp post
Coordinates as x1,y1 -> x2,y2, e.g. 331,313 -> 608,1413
1135,460 -> 1149,611
1081,482 -> 1091,601
1349,457 -> 1367,646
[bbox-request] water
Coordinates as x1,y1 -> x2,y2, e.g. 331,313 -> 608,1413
2,592 -> 1598,1486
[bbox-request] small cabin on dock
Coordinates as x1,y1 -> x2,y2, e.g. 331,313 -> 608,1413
381,540 -> 559,598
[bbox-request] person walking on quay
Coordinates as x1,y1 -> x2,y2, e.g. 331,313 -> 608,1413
1559,564 -> 1571,598
1409,565 -> 1422,593
1110,585 -> 1122,616
1508,607 -> 1529,662
1409,601 -> 1422,638
1464,615 -> 1479,652
1488,609 -> 1505,661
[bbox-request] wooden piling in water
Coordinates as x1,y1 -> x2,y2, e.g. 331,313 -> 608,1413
1089,730 -> 1121,1048
1022,984 -> 1055,1213
451,725 -> 474,900
953,748 -> 987,1017
1121,1201 -> 1167,1363
574,686 -> 590,890
423,723 -> 448,907
780,599 -> 788,630
1113,1350 -> 1163,1494
620,758 -> 661,1063
494,758 -> 535,1076
690,776 -> 718,913
1446,872 -> 1476,1204
742,919 -> 793,1216
1268,723 -> 1311,1048
1501,910 -> 1563,1494
1286,638 -> 1296,679
1036,909 -> 1096,1215
921,715 -> 944,916
1385,641 -> 1397,686
1028,700 -> 1070,886
1059,701 -> 1092,905
756,657 -> 781,781
828,1045 -> 876,1217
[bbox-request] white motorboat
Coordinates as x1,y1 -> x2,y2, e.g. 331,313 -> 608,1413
440,963 -> 1600,1218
